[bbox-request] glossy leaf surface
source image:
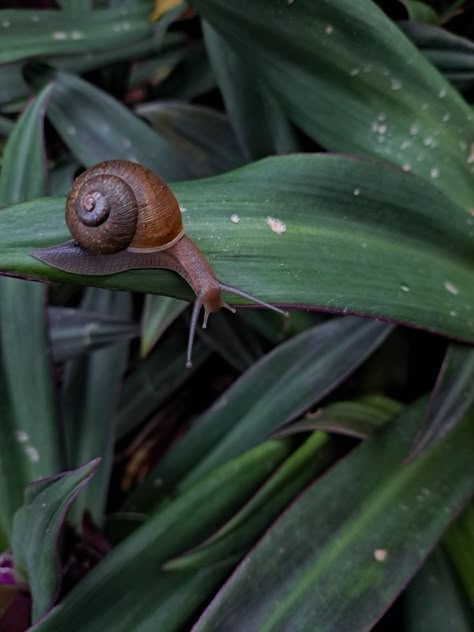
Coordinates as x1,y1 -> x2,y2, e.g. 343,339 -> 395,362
194,402 -> 474,631
0,155 -> 473,342
12,460 -> 98,622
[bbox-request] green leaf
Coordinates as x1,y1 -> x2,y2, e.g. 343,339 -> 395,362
12,459 -> 99,623
0,115 -> 13,136
140,295 -> 188,357
0,83 -> 53,205
443,502 -> 474,603
125,317 -> 391,511
0,5 -> 152,64
116,331 -> 211,440
33,441 -> 290,632
57,0 -> 92,10
28,68 -> 190,181
203,21 -> 298,160
403,548 -> 472,632
196,309 -> 265,371
136,101 -> 246,177
49,305 -> 137,362
164,431 -> 336,571
400,21 -> 474,91
0,281 -> 63,523
62,289 -> 131,526
402,1 -> 439,23
190,0 -> 474,210
278,395 -> 403,439
410,344 -> 474,458
193,401 -> 474,631
0,87 -> 62,539
1,155 -> 473,341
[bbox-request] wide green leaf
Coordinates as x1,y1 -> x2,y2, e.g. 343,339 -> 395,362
0,5 -> 152,64
125,317 -> 391,511
0,155 -> 472,341
28,68 -> 189,181
193,401 -> 474,631
190,0 -> 474,210
12,459 -> 99,623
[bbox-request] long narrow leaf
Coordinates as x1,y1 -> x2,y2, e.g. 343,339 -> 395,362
1,155 -> 473,341
125,317 -> 391,511
190,0 -> 474,210
12,460 -> 99,623
62,289 -> 131,526
193,401 -> 474,631
410,344 -> 474,458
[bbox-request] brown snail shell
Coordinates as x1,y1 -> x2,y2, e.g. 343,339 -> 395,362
32,159 -> 288,368
65,160 -> 184,255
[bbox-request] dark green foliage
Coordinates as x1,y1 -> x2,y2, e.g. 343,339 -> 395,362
0,1 -> 472,630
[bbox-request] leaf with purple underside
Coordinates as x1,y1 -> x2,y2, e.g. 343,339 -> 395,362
11,459 -> 99,623
0,155 -> 473,342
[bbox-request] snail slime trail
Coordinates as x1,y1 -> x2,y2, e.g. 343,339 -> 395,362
32,160 -> 288,367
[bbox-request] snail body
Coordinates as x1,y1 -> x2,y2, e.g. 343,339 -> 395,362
32,160 -> 287,367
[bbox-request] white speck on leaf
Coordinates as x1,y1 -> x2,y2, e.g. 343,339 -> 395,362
391,78 -> 402,90
430,167 -> 439,178
442,113 -> 450,122
467,144 -> 474,164
444,281 -> 459,295
438,88 -> 446,98
265,216 -> 286,235
409,125 -> 418,136
15,431 -> 29,443
179,206 -> 188,213
325,24 -> 333,34
402,164 -> 411,172
230,214 -> 240,224
400,284 -> 410,292
52,31 -> 68,40
374,549 -> 388,562
2,20 -> 11,27
24,446 -> 40,463
353,188 -> 360,196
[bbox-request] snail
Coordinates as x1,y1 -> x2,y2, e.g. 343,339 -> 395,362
31,160 -> 288,367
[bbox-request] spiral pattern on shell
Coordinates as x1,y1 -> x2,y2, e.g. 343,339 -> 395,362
65,160 -> 184,256
66,172 -> 138,255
